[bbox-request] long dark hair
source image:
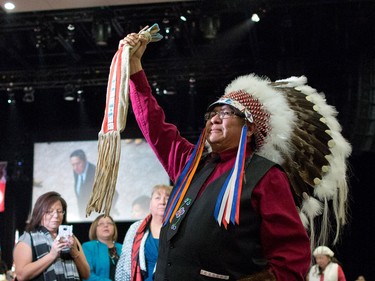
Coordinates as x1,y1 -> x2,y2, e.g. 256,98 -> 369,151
25,191 -> 67,232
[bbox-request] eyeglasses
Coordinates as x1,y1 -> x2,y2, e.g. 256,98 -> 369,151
45,209 -> 65,216
97,222 -> 114,227
204,110 -> 244,121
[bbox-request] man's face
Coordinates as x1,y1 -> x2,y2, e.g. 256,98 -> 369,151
70,156 -> 86,175
205,105 -> 246,153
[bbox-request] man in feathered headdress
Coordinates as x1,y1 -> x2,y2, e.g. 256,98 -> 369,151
121,29 -> 351,281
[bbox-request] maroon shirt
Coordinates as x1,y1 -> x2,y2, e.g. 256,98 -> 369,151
130,70 -> 311,280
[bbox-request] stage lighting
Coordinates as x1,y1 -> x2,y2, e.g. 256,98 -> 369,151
200,15 -> 220,39
251,13 -> 260,22
4,2 -> 15,10
93,20 -> 112,46
77,88 -> 84,103
64,84 -> 76,101
7,83 -> 15,104
23,86 -> 35,103
66,24 -> 76,44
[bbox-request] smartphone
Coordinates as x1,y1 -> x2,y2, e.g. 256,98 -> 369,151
58,225 -> 73,240
58,225 -> 73,253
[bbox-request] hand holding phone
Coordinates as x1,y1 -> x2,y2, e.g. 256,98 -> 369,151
57,225 -> 73,253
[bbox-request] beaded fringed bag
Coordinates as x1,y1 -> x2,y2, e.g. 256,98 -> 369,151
86,24 -> 162,217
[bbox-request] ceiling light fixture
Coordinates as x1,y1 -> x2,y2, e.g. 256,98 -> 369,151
4,2 -> 15,10
93,20 -> 112,46
200,15 -> 220,39
7,85 -> 16,104
163,86 -> 177,95
251,13 -> 260,22
189,76 -> 196,95
66,24 -> 76,44
64,84 -> 76,101
23,86 -> 35,103
76,89 -> 84,103
34,26 -> 46,49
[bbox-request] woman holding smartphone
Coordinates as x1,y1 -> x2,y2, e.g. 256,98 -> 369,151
13,191 -> 90,281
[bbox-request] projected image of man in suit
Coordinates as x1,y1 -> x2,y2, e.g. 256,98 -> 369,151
70,149 -> 96,219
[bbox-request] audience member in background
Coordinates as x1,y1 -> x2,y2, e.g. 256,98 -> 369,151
13,191 -> 90,281
82,215 -> 122,281
115,184 -> 172,281
307,246 -> 346,281
69,149 -> 96,218
355,275 -> 366,281
131,195 -> 151,220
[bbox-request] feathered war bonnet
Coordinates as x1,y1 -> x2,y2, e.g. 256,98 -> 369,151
208,74 -> 352,246
164,73 -> 351,247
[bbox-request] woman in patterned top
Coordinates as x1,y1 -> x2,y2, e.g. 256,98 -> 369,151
13,191 -> 90,281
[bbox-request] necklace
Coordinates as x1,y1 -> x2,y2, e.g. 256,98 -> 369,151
108,246 -> 119,265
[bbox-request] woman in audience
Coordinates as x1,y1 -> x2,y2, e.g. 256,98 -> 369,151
308,246 -> 346,281
115,184 -> 172,281
82,215 -> 122,281
13,191 -> 90,281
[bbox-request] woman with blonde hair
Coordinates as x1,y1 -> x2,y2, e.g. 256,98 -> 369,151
115,184 -> 172,281
82,215 -> 122,281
